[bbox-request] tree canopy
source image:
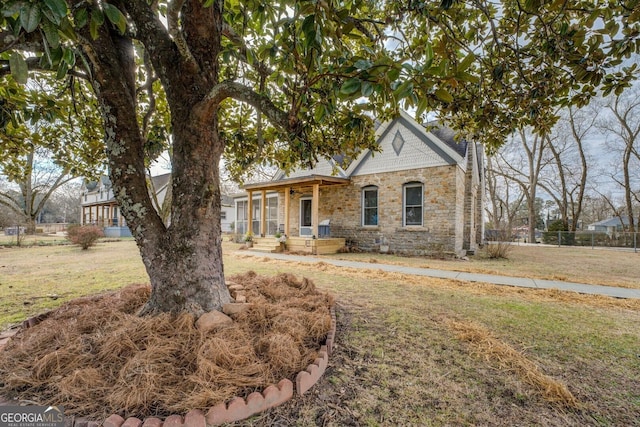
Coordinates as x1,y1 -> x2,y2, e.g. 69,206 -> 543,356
2,1 -> 639,161
0,0 -> 638,314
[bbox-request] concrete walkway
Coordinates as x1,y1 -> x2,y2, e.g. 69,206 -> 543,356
242,251 -> 640,299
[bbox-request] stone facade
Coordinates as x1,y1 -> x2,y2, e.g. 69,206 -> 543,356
238,111 -> 484,257
281,165 -> 468,256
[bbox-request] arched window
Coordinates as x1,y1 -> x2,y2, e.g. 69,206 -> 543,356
403,182 -> 423,226
362,186 -> 378,226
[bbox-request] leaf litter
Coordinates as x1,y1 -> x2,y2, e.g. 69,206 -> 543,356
0,271 -> 333,420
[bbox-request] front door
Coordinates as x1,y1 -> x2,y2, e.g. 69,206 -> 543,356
300,198 -> 312,236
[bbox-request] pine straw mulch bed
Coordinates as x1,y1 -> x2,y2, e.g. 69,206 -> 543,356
0,271 -> 334,420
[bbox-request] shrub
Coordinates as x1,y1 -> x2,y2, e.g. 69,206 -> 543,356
484,241 -> 513,259
66,225 -> 104,250
542,220 -> 575,245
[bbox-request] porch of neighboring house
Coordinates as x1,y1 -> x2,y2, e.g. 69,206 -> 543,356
81,203 -> 132,237
242,176 -> 347,255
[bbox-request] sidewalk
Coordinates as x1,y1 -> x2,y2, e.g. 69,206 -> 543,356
241,251 -> 640,299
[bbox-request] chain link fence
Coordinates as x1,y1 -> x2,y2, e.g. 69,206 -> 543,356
542,231 -> 639,252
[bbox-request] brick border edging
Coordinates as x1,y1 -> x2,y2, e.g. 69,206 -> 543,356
1,306 -> 338,426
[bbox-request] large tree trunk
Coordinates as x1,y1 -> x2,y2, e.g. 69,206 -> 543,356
81,13 -> 231,315
138,114 -> 231,315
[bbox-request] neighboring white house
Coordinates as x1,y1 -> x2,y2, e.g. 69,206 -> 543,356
221,194 -> 234,233
81,173 -> 234,236
80,176 -> 131,237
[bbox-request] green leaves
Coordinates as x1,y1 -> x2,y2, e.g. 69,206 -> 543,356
43,0 -> 68,19
340,78 -> 362,96
90,9 -> 104,40
9,52 -> 28,84
20,3 -> 41,32
103,4 -> 127,35
434,88 -> 453,103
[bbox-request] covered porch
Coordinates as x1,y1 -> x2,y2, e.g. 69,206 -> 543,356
242,175 -> 349,254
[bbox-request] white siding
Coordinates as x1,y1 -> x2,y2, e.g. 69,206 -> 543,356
350,122 -> 451,176
280,158 -> 346,179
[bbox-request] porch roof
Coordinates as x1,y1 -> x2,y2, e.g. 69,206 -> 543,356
242,175 -> 350,192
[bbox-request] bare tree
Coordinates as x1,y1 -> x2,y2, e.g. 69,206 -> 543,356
538,105 -> 596,231
491,128 -> 551,242
0,147 -> 75,233
597,88 -> 640,232
579,193 -> 613,226
485,155 -> 525,234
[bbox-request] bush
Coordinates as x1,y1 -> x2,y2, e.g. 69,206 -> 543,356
484,241 -> 513,259
542,220 -> 575,245
66,225 -> 104,250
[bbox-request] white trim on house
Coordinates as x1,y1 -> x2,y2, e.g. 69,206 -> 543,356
299,197 -> 313,236
345,110 -> 465,177
403,182 -> 424,227
361,185 -> 379,227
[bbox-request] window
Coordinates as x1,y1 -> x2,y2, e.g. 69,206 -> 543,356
221,211 -> 227,220
236,196 -> 278,236
403,183 -> 423,226
266,196 -> 278,235
362,186 -> 378,226
235,200 -> 248,235
252,199 -> 261,235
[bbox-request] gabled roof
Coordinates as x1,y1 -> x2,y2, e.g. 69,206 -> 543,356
149,173 -> 171,193
588,216 -> 630,227
273,156 -> 347,181
257,110 -> 470,188
345,110 -> 466,176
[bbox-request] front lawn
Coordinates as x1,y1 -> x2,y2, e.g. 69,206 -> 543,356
1,241 -> 638,425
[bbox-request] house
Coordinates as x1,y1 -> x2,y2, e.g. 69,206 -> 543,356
80,176 -> 131,237
587,216 -> 631,234
234,111 -> 485,256
220,195 -> 235,233
80,173 -> 235,236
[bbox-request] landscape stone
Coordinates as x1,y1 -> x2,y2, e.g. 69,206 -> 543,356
195,310 -> 233,332
222,303 -> 252,316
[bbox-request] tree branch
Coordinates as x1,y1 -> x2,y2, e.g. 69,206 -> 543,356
0,58 -> 89,80
199,81 -> 293,133
122,1 -> 194,83
166,0 -> 198,68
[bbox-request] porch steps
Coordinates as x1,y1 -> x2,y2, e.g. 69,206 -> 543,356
250,238 -> 282,253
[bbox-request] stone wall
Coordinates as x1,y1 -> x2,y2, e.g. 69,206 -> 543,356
311,165 -> 467,256
463,143 -> 479,253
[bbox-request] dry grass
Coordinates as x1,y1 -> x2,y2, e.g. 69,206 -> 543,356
0,273 -> 332,419
1,240 -> 639,425
324,244 -> 640,289
239,253 -> 640,312
445,319 -> 579,408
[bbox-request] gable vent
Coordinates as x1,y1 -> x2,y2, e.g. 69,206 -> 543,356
392,130 -> 405,155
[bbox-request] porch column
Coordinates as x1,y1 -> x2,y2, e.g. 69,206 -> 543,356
260,190 -> 267,236
312,183 -> 319,238
284,187 -> 290,237
81,207 -> 85,225
247,190 -> 253,236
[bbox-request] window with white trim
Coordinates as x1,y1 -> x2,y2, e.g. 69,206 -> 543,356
362,186 -> 378,226
403,183 -> 423,226
235,200 -> 248,235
